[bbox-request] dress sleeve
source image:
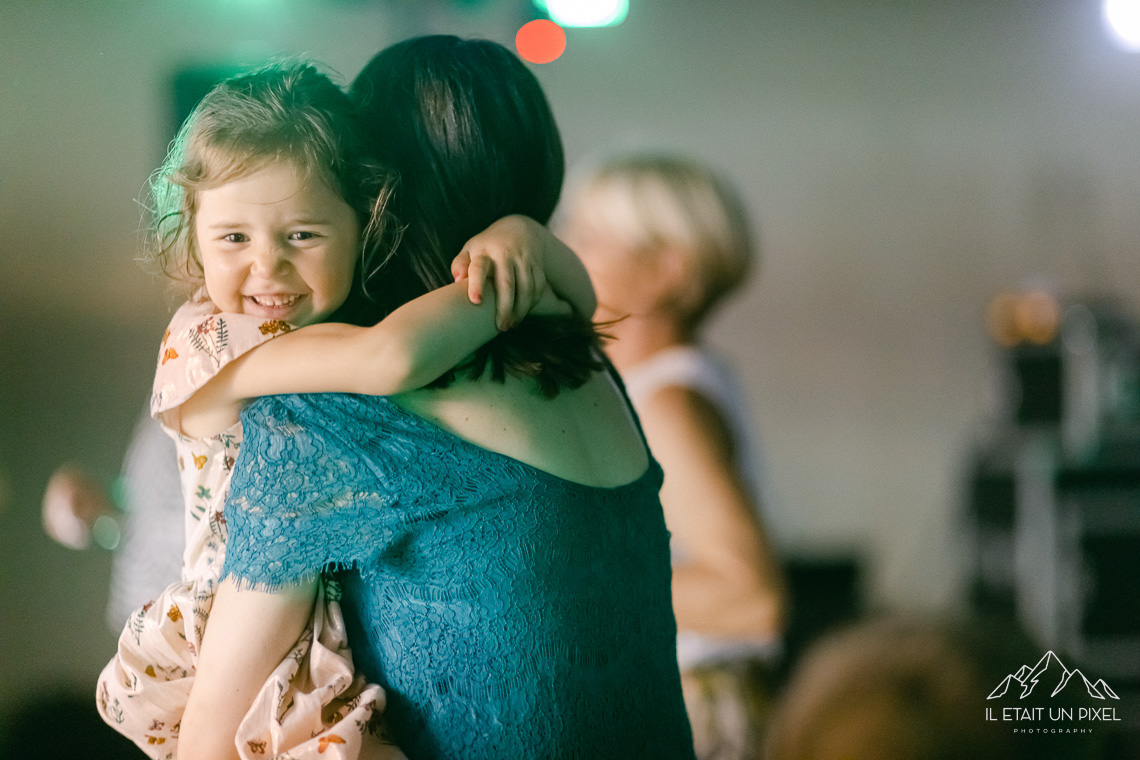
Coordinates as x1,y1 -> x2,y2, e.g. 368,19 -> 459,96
222,394 -> 401,590
150,294 -> 295,420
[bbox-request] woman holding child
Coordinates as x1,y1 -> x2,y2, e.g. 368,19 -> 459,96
103,34 -> 696,760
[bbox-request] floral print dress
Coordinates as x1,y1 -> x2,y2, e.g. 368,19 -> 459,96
96,297 -> 396,760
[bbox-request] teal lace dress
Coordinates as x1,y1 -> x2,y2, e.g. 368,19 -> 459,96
222,391 -> 696,760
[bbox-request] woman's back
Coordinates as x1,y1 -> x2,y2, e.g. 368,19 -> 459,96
390,368 -> 649,489
314,36 -> 697,755
224,380 -> 696,759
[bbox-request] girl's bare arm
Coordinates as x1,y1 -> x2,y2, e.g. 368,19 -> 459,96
174,281 -> 502,437
179,577 -> 317,760
175,216 -> 593,438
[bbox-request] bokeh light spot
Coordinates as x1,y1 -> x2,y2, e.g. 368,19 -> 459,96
1105,0 -> 1140,50
93,514 -> 122,551
538,0 -> 628,28
1015,290 -> 1061,345
986,289 -> 1061,347
516,19 -> 567,64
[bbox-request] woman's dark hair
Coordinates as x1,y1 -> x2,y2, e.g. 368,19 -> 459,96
343,35 -> 603,397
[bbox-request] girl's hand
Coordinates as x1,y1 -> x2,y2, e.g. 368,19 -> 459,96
452,215 -> 550,330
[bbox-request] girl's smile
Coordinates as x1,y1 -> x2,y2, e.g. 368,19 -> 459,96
195,162 -> 361,327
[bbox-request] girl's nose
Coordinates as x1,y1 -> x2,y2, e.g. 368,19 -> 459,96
249,239 -> 289,276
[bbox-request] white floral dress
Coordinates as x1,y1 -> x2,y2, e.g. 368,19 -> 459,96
96,297 -> 399,760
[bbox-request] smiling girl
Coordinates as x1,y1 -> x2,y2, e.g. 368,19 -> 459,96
97,61 -> 590,759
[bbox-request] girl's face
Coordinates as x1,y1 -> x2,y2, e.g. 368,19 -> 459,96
195,161 -> 360,327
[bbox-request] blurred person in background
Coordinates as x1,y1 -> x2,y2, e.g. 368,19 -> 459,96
560,155 -> 787,760
763,615 -> 1104,760
22,418 -> 181,758
103,413 -> 183,630
40,410 -> 183,631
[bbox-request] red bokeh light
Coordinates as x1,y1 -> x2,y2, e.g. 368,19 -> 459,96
515,19 -> 567,64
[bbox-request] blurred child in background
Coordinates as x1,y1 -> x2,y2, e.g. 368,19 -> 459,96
561,155 -> 787,759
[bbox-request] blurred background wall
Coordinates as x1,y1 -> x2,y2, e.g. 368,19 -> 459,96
3,0 -> 1140,716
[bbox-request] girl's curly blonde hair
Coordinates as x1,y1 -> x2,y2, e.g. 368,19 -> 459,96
146,60 -> 397,301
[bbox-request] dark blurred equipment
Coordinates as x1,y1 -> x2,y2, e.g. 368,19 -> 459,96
965,292 -> 1140,697
774,553 -> 865,690
983,292 -> 1140,453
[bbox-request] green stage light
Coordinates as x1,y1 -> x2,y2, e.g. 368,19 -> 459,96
533,0 -> 627,28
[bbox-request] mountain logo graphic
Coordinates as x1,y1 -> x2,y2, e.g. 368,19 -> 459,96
987,651 -> 1120,700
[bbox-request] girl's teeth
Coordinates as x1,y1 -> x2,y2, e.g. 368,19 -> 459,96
252,295 -> 300,307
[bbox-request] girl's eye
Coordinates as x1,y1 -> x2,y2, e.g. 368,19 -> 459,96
222,233 -> 248,243
290,231 -> 318,242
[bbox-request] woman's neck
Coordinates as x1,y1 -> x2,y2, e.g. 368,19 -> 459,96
602,313 -> 693,374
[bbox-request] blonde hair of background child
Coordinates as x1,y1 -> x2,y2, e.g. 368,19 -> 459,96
145,60 -> 396,297
567,155 -> 755,328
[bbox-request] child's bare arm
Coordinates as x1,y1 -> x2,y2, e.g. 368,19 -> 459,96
174,282 -> 502,437
179,577 -> 317,760
453,214 -> 597,325
174,217 -> 587,438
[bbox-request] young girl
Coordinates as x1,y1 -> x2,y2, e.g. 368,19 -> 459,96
96,61 -> 589,759
183,37 -> 697,759
559,155 -> 787,759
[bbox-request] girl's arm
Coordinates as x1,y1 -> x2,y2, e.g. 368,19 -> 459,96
175,216 -> 591,438
639,386 -> 787,639
179,577 -> 316,760
175,281 -> 502,437
453,214 -> 597,324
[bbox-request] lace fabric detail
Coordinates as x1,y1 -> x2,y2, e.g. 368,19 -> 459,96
224,392 -> 697,759
223,394 -> 401,591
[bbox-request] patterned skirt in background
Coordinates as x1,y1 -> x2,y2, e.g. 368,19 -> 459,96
681,659 -> 774,760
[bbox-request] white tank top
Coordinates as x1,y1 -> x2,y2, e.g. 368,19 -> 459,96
622,345 -> 780,667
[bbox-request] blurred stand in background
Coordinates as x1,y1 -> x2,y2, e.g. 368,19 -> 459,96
963,289 -> 1140,754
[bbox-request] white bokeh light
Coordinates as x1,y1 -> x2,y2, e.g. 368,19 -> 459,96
1104,0 -> 1140,50
536,0 -> 628,28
